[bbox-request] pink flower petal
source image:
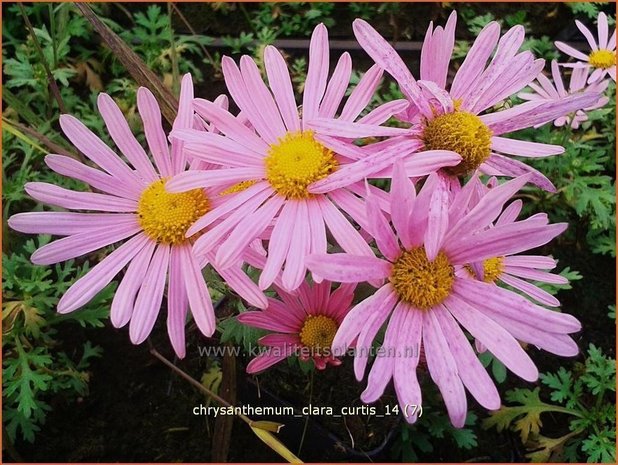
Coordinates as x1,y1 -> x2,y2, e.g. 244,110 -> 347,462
554,41 -> 589,61
238,310 -> 297,333
454,278 -> 581,334
366,189 -> 399,261
193,98 -> 269,155
392,304 -> 423,422
390,160 -> 416,248
9,211 -> 136,236
331,285 -> 397,355
59,114 -> 144,189
185,181 -> 271,237
318,52 -> 352,119
110,239 -> 157,328
451,21 -> 501,101
30,220 -> 141,265
482,154 -> 556,192
214,261 -> 268,309
222,56 -> 280,144
447,218 -> 567,264
45,154 -> 139,200
179,244 -> 216,337
57,233 -> 150,313
166,246 -> 189,358
309,138 -> 420,194
445,293 -> 539,382
434,305 -> 501,411
129,244 -> 171,344
446,174 -> 531,244
97,93 -> 158,182
136,87 -> 173,177
216,195 -> 285,269
576,19 -> 599,50
424,173 -> 449,261
258,201 -> 296,290
165,167 -> 264,192
422,310 -> 468,428
302,24 -> 329,123
339,64 -> 383,121
361,301 -> 405,403
305,253 -> 392,283
503,255 -> 556,270
263,45 -> 301,132
352,19 -> 431,116
499,274 -> 560,307
316,195 -> 374,257
281,201 -> 310,291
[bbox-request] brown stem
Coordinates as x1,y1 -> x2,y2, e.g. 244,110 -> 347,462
75,2 -> 178,125
2,117 -> 81,161
18,2 -> 67,114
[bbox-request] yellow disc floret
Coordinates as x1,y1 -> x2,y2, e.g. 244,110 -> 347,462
137,179 -> 209,245
265,131 -> 338,199
390,246 -> 455,310
299,315 -> 338,351
588,49 -> 616,69
220,179 -> 258,196
464,257 -> 504,283
423,111 -> 493,176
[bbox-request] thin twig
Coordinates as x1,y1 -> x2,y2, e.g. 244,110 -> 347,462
170,3 -> 219,72
18,3 -> 67,114
167,3 -> 180,96
297,369 -> 314,456
2,117 -> 79,160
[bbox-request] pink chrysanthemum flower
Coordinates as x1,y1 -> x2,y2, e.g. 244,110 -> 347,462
555,12 -> 616,83
166,24 -> 460,292
8,74 -> 267,358
518,60 -> 610,129
457,177 -> 570,308
312,13 -> 601,193
306,163 -> 581,427
237,281 -> 356,372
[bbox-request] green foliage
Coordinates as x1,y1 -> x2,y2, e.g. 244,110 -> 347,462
2,238 -> 114,443
392,409 -> 478,461
250,2 -> 335,37
484,345 -> 616,462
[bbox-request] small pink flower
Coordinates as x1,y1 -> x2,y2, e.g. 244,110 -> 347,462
166,24 -> 460,293
458,177 -> 570,308
313,12 -> 602,193
519,60 -> 610,129
306,162 -> 581,427
238,281 -> 356,372
555,12 -> 616,83
8,74 -> 267,358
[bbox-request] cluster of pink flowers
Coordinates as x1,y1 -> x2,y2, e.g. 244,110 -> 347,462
10,11 -> 613,426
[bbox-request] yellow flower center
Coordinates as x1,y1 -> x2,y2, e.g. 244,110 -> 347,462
219,180 -> 258,196
265,131 -> 338,199
464,257 -> 504,283
390,246 -> 455,310
588,49 -> 616,69
299,315 -> 338,351
137,179 -> 209,245
423,111 -> 493,176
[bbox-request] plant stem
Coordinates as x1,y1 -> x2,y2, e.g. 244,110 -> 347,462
297,368 -> 314,457
167,3 -> 180,96
18,2 -> 67,114
170,3 -> 220,73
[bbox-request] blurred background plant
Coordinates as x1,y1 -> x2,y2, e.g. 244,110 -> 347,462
2,2 -> 615,462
